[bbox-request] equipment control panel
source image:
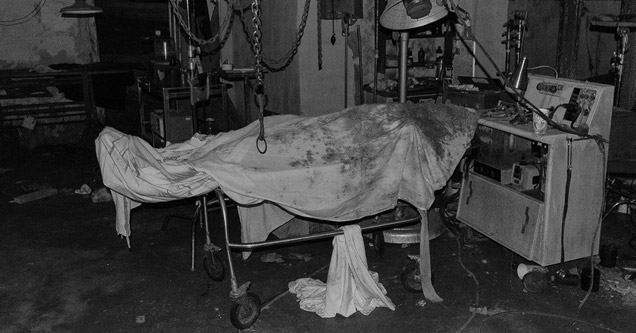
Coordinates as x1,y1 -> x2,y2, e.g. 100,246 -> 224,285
523,75 -> 607,133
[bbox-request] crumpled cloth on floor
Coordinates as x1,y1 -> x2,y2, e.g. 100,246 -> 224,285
288,225 -> 395,318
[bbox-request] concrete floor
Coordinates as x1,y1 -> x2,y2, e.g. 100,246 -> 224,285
1,144 -> 635,332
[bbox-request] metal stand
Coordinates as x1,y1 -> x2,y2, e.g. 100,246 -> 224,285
591,19 -> 636,106
614,27 -> 629,106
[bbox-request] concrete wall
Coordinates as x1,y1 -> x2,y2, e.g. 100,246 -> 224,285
0,0 -> 99,69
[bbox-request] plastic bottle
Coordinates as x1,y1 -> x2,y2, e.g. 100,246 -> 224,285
407,48 -> 413,66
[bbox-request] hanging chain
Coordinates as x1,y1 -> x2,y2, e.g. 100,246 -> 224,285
251,0 -> 267,154
200,11 -> 235,56
169,0 -> 234,46
317,0 -> 322,70
239,0 -> 311,72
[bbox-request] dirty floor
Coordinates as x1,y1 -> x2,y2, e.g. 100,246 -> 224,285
1,144 -> 635,332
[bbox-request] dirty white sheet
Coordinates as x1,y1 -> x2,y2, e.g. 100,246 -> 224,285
288,224 -> 395,317
97,103 -> 479,243
96,102 -> 479,301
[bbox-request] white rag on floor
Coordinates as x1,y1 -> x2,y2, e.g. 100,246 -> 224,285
288,224 -> 395,318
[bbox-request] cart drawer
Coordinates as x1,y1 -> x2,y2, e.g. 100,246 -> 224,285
457,172 -> 544,261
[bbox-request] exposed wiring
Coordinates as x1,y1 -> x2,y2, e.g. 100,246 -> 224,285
454,229 -> 480,332
445,1 -> 608,146
0,0 -> 47,26
577,141 -> 606,313
528,65 -> 559,79
435,181 -> 480,332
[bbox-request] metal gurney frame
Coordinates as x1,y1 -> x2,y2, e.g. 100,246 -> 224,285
96,102 -> 480,329
192,188 -> 438,330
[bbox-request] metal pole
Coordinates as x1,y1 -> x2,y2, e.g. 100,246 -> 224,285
357,25 -> 363,105
373,0 -> 379,103
344,19 -> 349,108
399,31 -> 409,103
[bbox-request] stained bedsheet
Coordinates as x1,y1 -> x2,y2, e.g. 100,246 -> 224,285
96,102 -> 479,252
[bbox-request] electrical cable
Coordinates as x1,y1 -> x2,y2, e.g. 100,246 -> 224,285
442,0 -> 615,321
0,0 -> 47,26
559,139 -> 573,269
435,181 -> 480,332
454,229 -> 480,333
528,65 -> 559,78
577,141 -> 607,313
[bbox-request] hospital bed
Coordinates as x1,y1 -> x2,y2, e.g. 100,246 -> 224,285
96,102 -> 480,329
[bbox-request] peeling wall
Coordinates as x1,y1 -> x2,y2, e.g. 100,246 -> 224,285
0,0 -> 99,69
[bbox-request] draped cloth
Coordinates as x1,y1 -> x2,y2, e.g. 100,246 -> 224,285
288,224 -> 395,318
95,102 -> 480,301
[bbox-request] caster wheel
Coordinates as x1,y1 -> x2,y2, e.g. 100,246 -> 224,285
401,262 -> 422,292
203,251 -> 225,281
373,231 -> 385,255
230,292 -> 261,329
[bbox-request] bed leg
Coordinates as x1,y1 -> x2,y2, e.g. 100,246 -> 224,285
200,194 -> 226,281
216,189 -> 241,293
191,205 -> 196,272
418,209 -> 443,302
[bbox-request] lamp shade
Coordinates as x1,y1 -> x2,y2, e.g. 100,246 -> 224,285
60,0 -> 103,15
509,56 -> 529,91
380,0 -> 449,30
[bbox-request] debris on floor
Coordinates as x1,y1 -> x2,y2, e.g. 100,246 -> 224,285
91,187 -> 112,203
260,252 -> 284,263
12,187 -> 58,204
74,184 -> 92,195
288,253 -> 312,262
469,306 -> 507,316
0,167 -> 14,175
601,266 -> 636,306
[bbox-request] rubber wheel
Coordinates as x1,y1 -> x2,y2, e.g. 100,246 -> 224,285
373,231 -> 385,255
400,262 -> 423,292
230,292 -> 261,329
203,251 -> 225,281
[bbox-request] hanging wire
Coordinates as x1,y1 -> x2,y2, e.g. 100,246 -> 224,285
528,65 -> 559,78
445,0 -> 612,316
0,0 -> 47,26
